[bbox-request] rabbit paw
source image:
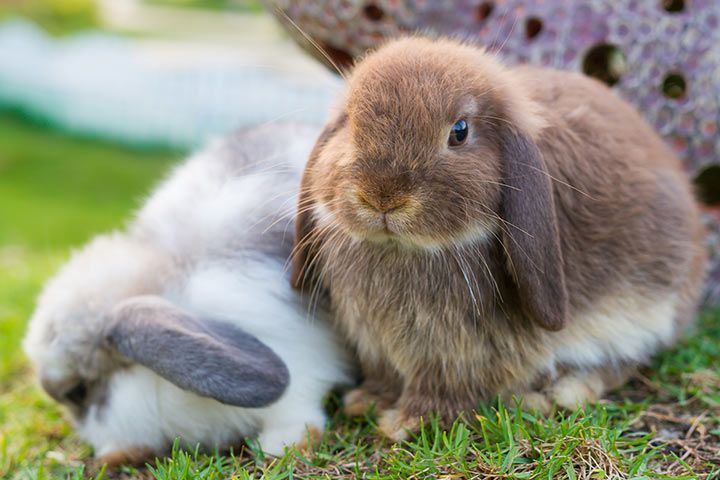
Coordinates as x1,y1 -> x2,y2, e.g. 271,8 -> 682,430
257,422 -> 324,456
343,388 -> 393,417
293,425 -> 323,454
97,446 -> 156,467
518,391 -> 553,415
517,372 -> 607,414
549,374 -> 604,409
378,408 -> 419,442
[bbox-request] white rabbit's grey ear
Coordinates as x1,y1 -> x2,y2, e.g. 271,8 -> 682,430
104,296 -> 289,408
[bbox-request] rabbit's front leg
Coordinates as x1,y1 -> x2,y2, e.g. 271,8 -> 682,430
343,359 -> 402,417
257,404 -> 327,456
376,378 -> 472,441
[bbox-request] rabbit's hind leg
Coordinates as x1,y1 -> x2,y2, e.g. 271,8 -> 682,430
516,365 -> 635,414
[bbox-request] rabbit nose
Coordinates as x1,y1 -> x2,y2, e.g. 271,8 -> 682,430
357,192 -> 407,214
353,165 -> 414,213
40,377 -> 64,402
41,376 -> 87,406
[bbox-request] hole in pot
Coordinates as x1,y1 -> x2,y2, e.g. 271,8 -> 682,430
662,72 -> 687,99
363,3 -> 384,21
525,17 -> 543,40
662,0 -> 686,13
695,165 -> 720,205
320,43 -> 354,73
475,1 -> 494,22
581,43 -> 627,86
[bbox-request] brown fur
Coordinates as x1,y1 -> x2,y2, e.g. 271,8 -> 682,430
293,425 -> 323,453
292,37 -> 707,435
97,446 -> 156,467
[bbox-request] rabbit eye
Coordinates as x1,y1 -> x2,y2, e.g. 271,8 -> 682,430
449,119 -> 468,147
64,382 -> 87,406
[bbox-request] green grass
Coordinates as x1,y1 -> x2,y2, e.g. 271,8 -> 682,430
0,0 -> 97,35
0,112 -> 718,479
0,0 -> 265,37
0,112 -> 177,478
144,0 -> 264,13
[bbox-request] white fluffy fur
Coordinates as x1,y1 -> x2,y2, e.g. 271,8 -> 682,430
551,293 -> 679,369
23,123 -> 352,458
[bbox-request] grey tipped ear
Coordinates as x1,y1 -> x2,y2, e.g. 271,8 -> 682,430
500,127 -> 568,331
291,112 -> 348,289
104,296 -> 289,407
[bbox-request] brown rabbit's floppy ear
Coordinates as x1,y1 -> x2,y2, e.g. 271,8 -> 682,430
104,296 -> 289,407
291,113 -> 347,289
499,127 -> 568,331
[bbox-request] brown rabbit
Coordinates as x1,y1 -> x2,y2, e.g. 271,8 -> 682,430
292,37 -> 707,440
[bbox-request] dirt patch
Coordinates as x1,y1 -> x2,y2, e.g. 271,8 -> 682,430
615,370 -> 720,478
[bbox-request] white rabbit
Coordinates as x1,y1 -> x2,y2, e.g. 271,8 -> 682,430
23,123 -> 353,465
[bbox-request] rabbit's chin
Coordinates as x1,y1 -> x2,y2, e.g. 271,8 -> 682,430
343,222 -> 496,253
320,202 -> 499,252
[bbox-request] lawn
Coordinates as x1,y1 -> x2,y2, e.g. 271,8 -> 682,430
0,0 -> 96,35
0,112 -> 718,479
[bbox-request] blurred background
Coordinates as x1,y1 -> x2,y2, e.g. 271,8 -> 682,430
0,1 -> 718,476
0,0 -> 340,150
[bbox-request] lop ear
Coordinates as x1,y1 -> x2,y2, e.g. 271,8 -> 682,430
104,296 -> 289,407
500,127 -> 568,331
291,113 -> 347,289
